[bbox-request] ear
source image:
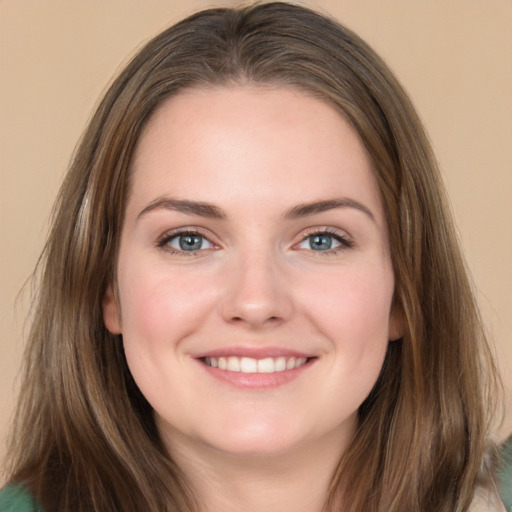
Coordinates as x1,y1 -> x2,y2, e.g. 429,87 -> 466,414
388,302 -> 405,342
103,284 -> 122,334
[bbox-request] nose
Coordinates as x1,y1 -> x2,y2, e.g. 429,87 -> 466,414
219,251 -> 294,329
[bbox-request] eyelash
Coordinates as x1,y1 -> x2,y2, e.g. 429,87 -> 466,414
156,228 -> 354,257
299,228 -> 354,255
156,229 -> 213,257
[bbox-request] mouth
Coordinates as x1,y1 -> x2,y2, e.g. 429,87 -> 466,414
195,349 -> 317,389
202,355 -> 311,373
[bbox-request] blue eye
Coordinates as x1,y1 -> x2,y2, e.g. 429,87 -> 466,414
164,232 -> 214,252
298,231 -> 351,252
308,234 -> 337,251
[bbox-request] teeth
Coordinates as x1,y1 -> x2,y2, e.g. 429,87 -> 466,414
204,356 -> 309,373
258,357 -> 274,373
274,357 -> 286,372
240,357 -> 257,373
227,356 -> 240,372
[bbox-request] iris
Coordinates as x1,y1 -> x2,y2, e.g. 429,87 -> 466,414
179,234 -> 203,251
309,234 -> 333,250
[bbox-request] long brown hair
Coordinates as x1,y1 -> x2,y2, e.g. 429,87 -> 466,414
4,2 -> 500,511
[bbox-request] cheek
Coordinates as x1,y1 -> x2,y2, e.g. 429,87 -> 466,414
117,263 -> 221,409
299,265 -> 393,364
287,264 -> 394,434
118,262 -> 219,350
305,264 -> 392,324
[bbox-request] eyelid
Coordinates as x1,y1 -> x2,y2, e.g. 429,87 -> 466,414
293,226 -> 354,252
156,227 -> 220,254
299,225 -> 351,237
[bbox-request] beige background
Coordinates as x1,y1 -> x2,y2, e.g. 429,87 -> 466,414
1,0 -> 511,465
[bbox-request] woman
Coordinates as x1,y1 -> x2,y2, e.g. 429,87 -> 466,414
0,2 -> 504,511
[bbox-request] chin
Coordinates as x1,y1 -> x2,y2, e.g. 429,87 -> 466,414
205,435 -> 304,458
199,415 -> 332,459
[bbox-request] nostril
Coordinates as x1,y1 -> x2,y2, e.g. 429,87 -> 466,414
229,314 -> 282,325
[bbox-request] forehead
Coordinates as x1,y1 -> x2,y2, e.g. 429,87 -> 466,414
128,84 -> 384,223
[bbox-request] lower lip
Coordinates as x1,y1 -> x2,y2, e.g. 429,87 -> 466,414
197,359 -> 315,389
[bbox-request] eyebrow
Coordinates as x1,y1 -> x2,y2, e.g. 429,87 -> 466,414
284,198 -> 375,222
137,198 -> 227,220
137,196 -> 375,222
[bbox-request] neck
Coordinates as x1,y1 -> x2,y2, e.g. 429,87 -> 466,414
163,429 -> 349,512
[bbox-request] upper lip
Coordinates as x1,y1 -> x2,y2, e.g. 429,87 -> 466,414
193,346 -> 316,359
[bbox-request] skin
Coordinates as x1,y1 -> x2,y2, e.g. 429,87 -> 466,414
103,85 -> 402,511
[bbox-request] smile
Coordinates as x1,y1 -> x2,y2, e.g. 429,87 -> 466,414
203,356 -> 309,373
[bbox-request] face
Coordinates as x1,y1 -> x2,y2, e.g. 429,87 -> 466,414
103,85 -> 401,459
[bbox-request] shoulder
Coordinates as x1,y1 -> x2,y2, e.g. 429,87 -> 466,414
0,484 -> 43,512
498,435 -> 512,511
469,486 -> 507,512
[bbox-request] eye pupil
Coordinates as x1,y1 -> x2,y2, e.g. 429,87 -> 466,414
310,234 -> 332,250
179,234 -> 202,251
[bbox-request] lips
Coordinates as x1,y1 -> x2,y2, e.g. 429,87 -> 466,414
194,347 -> 317,389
